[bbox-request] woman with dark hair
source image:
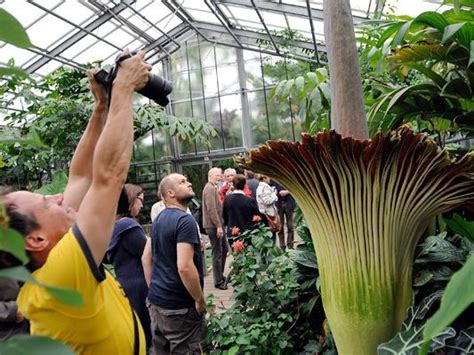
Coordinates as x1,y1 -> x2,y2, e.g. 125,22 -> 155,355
106,184 -> 151,349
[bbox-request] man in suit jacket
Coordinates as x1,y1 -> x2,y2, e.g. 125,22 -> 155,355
223,174 -> 260,242
202,167 -> 228,290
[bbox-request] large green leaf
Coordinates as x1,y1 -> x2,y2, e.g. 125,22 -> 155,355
392,21 -> 413,47
376,21 -> 404,47
0,335 -> 74,355
442,23 -> 466,43
377,292 -> 456,354
35,170 -> 68,195
470,40 -> 474,67
0,66 -> 28,78
413,12 -> 450,32
0,266 -> 83,306
415,233 -> 466,264
441,78 -> 472,99
444,214 -> 474,241
420,255 -> 474,354
0,225 -> 29,264
0,9 -> 32,49
443,0 -> 474,8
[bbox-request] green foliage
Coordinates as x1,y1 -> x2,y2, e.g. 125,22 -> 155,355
444,213 -> 474,241
0,335 -> 74,355
358,7 -> 474,141
271,68 -> 331,134
377,292 -> 456,354
0,224 -> 29,264
207,222 -> 329,354
0,8 -> 31,49
34,170 -> 68,195
420,255 -> 474,354
379,225 -> 473,355
0,266 -> 83,306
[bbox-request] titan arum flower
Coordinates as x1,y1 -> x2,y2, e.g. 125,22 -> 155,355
236,126 -> 474,354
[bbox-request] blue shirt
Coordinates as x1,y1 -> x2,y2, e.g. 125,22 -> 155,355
148,208 -> 203,309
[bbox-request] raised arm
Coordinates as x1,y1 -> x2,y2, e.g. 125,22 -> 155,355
63,71 -> 108,211
76,51 -> 151,265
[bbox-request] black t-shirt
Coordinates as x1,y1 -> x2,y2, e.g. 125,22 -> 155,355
148,208 -> 203,309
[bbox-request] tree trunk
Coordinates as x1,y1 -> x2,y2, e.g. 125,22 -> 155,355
324,0 -> 368,140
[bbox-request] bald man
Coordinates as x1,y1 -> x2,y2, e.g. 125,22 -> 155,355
146,174 -> 207,353
202,167 -> 228,290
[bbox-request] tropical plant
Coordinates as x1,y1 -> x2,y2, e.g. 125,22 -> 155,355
270,68 -> 331,134
361,4 -> 474,140
207,220 -> 328,354
236,125 -> 474,354
420,254 -> 474,354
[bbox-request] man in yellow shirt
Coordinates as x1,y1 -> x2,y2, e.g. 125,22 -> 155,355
4,50 -> 151,354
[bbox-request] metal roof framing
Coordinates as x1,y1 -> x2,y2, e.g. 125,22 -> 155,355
24,0 -> 134,74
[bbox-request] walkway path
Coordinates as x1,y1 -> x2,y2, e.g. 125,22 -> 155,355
203,256 -> 234,313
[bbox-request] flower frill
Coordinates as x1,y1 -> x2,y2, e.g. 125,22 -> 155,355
236,126 -> 474,354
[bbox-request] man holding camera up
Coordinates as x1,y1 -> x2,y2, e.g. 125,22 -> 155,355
4,50 -> 151,354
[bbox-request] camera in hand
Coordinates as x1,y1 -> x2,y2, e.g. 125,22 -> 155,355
94,51 -> 172,107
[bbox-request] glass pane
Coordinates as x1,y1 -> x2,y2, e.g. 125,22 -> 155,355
171,71 -> 190,101
219,94 -> 243,149
205,97 -> 224,151
217,63 -> 239,95
191,99 -> 210,153
170,46 -> 188,72
181,163 -> 211,200
202,67 -> 219,97
173,101 -> 192,118
186,38 -> 201,70
266,91 -> 292,141
133,129 -> 171,162
214,46 -> 236,66
248,90 -> 271,146
199,40 -> 215,69
244,51 -> 263,90
189,69 -> 203,99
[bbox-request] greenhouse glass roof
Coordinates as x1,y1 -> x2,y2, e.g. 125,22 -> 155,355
1,0 -> 451,77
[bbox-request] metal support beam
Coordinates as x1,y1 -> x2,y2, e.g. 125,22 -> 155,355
195,21 -> 319,52
122,2 -> 181,52
216,0 -> 367,23
194,21 -> 325,64
236,48 -> 252,149
24,1 -> 132,74
27,0 -> 122,52
306,0 -> 320,63
206,0 -> 243,48
162,0 -> 213,43
249,0 -> 280,54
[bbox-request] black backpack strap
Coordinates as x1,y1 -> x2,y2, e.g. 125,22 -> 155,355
130,301 -> 140,355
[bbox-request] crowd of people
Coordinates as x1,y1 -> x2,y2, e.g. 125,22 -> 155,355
0,51 -> 297,354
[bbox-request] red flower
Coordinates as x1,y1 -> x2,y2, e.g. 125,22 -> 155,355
252,215 -> 262,222
231,226 -> 240,236
232,240 -> 245,253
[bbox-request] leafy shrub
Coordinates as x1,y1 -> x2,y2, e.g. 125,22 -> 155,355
207,222 -> 334,354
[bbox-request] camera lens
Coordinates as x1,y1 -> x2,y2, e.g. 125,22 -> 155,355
138,74 -> 173,107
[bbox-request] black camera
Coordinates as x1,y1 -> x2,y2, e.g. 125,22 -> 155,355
94,51 -> 172,107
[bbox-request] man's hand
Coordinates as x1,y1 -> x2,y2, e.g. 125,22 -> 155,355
217,227 -> 224,239
195,298 -> 206,315
279,190 -> 290,197
87,70 -> 108,106
114,50 -> 152,91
